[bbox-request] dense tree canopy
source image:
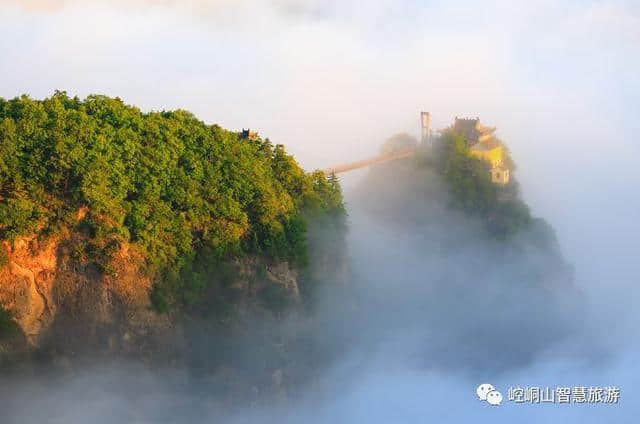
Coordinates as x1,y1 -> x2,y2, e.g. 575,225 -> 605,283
0,92 -> 345,309
433,130 -> 531,238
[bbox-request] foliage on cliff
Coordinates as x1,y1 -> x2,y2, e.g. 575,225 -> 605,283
0,305 -> 17,339
0,92 -> 345,310
432,131 -> 531,237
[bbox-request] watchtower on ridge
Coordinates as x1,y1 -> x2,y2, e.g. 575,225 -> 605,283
420,111 -> 432,146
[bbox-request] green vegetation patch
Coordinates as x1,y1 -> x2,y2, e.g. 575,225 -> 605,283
432,131 -> 531,238
0,245 -> 7,268
0,92 -> 345,310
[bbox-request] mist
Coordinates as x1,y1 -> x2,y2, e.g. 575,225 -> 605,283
1,0 -> 639,422
2,0 -> 638,167
2,153 -> 637,422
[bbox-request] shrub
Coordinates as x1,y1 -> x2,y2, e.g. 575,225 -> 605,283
260,283 -> 293,313
0,306 -> 17,339
0,246 -> 8,268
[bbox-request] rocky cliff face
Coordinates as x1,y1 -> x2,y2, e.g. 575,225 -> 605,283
0,235 -> 172,353
0,234 -> 306,360
0,233 -> 334,409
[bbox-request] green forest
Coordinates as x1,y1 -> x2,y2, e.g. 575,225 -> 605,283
0,92 -> 345,311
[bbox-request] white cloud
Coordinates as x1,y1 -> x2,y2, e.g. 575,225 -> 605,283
0,0 -> 637,170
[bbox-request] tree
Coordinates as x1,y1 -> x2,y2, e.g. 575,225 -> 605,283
433,130 -> 530,238
0,92 -> 346,311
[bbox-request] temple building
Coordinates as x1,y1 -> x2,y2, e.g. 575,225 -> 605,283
490,166 -> 510,185
469,137 -> 503,169
240,128 -> 259,141
453,117 -> 496,146
453,117 -> 510,185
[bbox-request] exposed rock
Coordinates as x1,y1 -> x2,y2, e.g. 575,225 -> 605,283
0,234 -> 306,361
0,235 -> 174,354
266,262 -> 300,298
1,237 -> 56,344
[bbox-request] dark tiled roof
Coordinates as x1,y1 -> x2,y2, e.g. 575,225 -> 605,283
453,118 -> 496,146
453,118 -> 480,142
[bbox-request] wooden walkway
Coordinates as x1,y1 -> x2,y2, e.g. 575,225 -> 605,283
323,147 -> 418,175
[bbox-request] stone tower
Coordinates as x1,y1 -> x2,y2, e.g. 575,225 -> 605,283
420,111 -> 431,146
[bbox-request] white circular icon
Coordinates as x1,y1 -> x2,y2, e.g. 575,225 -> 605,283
486,390 -> 503,406
476,383 -> 495,401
